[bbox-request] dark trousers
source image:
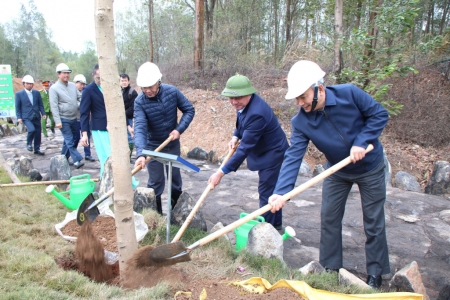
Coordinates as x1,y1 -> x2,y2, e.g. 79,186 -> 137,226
146,139 -> 182,197
258,160 -> 283,228
60,118 -> 83,163
319,160 -> 390,276
23,118 -> 42,151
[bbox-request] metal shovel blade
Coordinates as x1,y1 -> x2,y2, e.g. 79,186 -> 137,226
147,241 -> 191,266
76,193 -> 100,225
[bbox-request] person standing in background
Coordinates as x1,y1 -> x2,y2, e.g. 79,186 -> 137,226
74,74 -> 95,162
120,73 -> 138,160
39,80 -> 55,138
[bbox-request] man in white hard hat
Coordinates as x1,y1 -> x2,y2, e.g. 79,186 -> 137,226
73,74 -> 95,162
134,62 -> 195,215
207,74 -> 289,230
15,75 -> 46,154
49,63 -> 84,169
268,60 -> 389,288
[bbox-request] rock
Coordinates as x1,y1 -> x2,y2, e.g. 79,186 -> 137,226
2,124 -> 12,137
339,268 -> 371,289
298,260 -> 324,275
389,261 -> 429,300
187,147 -> 209,160
7,156 -> 34,176
170,192 -> 207,231
384,148 -> 392,187
313,164 -> 325,176
16,123 -> 26,134
133,187 -> 156,213
394,171 -> 422,192
299,160 -> 311,176
0,126 -> 3,137
439,210 -> 450,223
208,150 -> 218,164
29,169 -> 42,181
6,117 -> 14,124
180,145 -> 189,157
246,222 -> 283,261
210,222 -> 230,242
425,161 -> 450,196
10,127 -> 18,135
99,157 -> 114,205
41,173 -> 50,181
49,155 -> 71,189
437,284 -> 450,300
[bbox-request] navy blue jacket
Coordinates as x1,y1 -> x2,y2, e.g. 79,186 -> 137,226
134,84 -> 195,157
80,82 -> 107,132
15,89 -> 45,121
274,84 -> 388,195
222,94 -> 289,172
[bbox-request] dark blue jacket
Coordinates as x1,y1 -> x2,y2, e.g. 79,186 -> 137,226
80,82 -> 107,132
274,84 -> 388,195
134,84 -> 195,157
222,94 -> 289,172
15,89 -> 45,121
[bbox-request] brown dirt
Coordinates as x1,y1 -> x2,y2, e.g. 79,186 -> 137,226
74,221 -> 114,282
61,216 -> 118,252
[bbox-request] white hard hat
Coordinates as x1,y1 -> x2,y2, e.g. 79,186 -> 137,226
136,62 -> 162,87
55,63 -> 72,73
22,75 -> 34,84
285,60 -> 326,100
73,74 -> 87,84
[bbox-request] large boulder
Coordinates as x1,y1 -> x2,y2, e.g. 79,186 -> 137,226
170,192 -> 207,231
7,156 -> 33,176
187,147 -> 209,160
394,171 -> 421,192
133,187 -> 156,213
2,124 -> 12,137
246,222 -> 283,261
425,161 -> 450,196
49,155 -> 71,189
299,160 -> 311,176
389,261 -> 429,300
29,169 -> 43,181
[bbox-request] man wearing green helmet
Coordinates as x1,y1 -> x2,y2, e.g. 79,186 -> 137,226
268,60 -> 390,289
208,74 -> 289,230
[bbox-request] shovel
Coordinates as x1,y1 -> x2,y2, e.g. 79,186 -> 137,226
76,135 -> 174,225
144,144 -> 374,267
171,141 -> 240,243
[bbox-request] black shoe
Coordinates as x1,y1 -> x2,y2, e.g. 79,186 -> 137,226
366,275 -> 382,288
155,195 -> 163,215
33,150 -> 45,155
68,160 -> 74,166
51,128 -> 55,134
85,155 -> 95,162
27,145 -> 32,152
73,161 -> 84,169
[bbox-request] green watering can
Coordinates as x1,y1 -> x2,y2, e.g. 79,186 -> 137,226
46,174 -> 96,210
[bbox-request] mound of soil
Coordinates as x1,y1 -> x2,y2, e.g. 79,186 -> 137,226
61,216 -> 117,252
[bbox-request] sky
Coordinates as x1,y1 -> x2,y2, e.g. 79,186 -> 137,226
0,0 -> 130,53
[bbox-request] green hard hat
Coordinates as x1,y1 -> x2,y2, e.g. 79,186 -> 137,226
221,74 -> 257,97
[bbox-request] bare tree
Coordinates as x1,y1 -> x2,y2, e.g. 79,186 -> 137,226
334,0 -> 343,78
148,0 -> 154,62
205,0 -> 216,40
194,0 -> 204,69
94,0 -> 137,274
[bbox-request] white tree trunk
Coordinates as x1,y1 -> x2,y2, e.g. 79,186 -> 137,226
94,0 -> 138,275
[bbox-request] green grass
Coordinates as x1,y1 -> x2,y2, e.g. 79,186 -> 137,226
0,167 -> 378,299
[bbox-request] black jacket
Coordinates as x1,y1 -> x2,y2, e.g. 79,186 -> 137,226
122,85 -> 138,119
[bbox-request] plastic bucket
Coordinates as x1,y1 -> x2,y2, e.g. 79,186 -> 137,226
234,212 -> 265,251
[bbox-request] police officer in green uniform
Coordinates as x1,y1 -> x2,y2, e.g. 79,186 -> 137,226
40,80 -> 55,137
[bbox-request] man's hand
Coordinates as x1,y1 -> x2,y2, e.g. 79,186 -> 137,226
42,115 -> 47,120
169,130 -> 180,140
80,132 -> 89,147
350,145 -> 366,163
127,126 -> 134,138
134,156 -> 147,170
228,137 -> 238,150
18,119 -> 22,124
268,194 -> 285,213
55,123 -> 62,128
208,171 -> 225,189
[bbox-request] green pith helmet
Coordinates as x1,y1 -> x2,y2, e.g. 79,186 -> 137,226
221,74 -> 257,97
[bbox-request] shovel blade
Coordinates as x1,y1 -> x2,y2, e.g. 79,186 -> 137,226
147,241 -> 191,266
76,193 -> 100,225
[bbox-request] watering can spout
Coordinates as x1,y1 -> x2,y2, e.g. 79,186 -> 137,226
46,185 -> 75,210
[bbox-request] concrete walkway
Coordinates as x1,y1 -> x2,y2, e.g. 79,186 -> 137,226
1,130 -> 449,299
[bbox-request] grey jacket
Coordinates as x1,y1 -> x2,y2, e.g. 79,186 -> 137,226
49,80 -> 80,124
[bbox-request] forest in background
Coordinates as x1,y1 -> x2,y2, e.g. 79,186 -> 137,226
0,0 -> 449,145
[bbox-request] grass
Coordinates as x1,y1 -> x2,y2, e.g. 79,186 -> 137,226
0,167 -> 378,299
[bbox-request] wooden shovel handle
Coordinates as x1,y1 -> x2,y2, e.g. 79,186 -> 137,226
1,178 -> 100,188
172,141 -> 241,242
131,135 -> 174,176
191,144 -> 374,249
